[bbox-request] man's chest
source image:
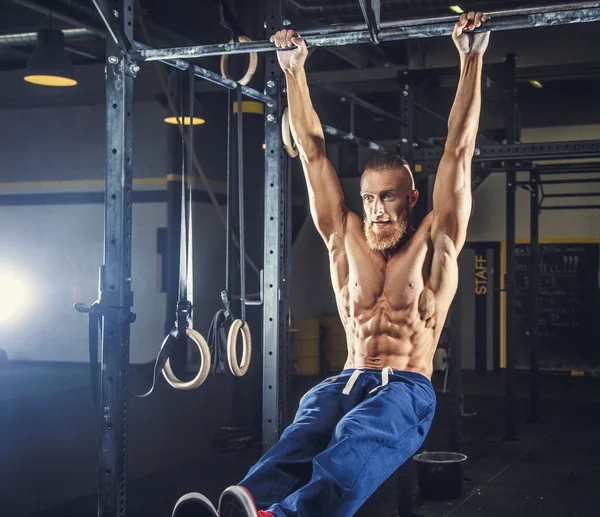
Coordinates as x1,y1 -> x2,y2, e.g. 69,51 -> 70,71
341,238 -> 433,311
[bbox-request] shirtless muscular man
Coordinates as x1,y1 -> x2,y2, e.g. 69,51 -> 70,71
174,11 -> 490,517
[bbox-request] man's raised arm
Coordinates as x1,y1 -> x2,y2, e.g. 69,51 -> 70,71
271,30 -> 347,245
431,12 -> 490,254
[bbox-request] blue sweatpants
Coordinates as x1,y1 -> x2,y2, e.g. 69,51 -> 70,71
240,368 -> 436,517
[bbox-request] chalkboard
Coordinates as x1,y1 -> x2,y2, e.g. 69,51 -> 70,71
515,243 -> 600,371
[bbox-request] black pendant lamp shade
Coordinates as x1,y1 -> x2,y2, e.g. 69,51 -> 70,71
24,28 -> 77,87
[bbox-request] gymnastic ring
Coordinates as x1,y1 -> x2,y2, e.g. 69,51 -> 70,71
227,319 -> 252,377
281,106 -> 299,158
162,328 -> 211,390
220,36 -> 258,86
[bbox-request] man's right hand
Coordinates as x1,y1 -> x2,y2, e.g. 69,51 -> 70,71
270,29 -> 308,73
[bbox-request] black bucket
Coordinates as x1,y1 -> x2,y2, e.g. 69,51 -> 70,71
413,451 -> 467,501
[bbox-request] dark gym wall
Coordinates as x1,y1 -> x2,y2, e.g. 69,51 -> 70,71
0,93 -> 254,516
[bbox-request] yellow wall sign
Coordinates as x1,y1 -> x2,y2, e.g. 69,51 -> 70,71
475,254 -> 488,295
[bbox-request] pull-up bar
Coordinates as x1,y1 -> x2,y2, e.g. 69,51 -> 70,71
137,3 -> 600,62
133,41 -> 274,107
298,2 -> 598,36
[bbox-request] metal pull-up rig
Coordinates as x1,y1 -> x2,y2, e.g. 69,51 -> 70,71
85,2 -> 600,517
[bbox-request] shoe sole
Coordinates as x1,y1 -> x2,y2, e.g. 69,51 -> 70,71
173,492 -> 218,517
219,486 -> 258,516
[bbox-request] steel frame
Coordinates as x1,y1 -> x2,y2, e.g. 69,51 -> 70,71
137,4 -> 600,61
263,0 -> 288,451
88,0 -> 600,515
91,1 -> 136,516
504,53 -> 518,441
414,141 -> 600,174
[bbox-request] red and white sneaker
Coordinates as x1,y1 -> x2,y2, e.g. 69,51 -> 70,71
218,486 -> 274,517
172,492 -> 218,517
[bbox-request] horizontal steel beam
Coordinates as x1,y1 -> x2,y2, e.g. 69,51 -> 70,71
542,204 -> 600,210
473,164 -> 600,174
415,140 -> 600,174
309,79 -> 406,126
414,102 -> 448,125
138,4 -> 600,61
322,124 -> 385,151
522,178 -> 600,185
132,42 -> 274,107
0,28 -> 97,47
298,2 -> 598,36
544,192 -> 600,197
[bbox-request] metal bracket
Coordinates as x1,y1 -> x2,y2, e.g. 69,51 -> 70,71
175,300 -> 193,334
75,301 -> 136,325
245,269 -> 265,306
92,0 -> 139,60
357,0 -> 381,44
107,54 -> 139,78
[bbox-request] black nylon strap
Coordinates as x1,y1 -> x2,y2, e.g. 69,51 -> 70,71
134,69 -> 197,397
186,64 -> 195,320
207,309 -> 229,376
236,85 -> 246,324
225,88 -> 232,299
89,312 -> 100,405
177,73 -> 188,309
134,330 -> 178,398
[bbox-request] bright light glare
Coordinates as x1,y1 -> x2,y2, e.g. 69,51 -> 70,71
449,5 -> 464,14
0,272 -> 29,323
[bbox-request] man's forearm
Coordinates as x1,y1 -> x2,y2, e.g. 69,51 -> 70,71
445,53 -> 483,155
285,67 -> 326,162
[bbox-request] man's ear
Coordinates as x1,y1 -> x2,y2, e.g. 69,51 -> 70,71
409,189 -> 419,208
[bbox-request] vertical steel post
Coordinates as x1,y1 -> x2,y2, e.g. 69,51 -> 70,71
528,171 -> 541,422
263,0 -> 287,451
397,67 -> 415,517
398,70 -> 413,167
504,52 -> 517,441
97,1 -> 134,516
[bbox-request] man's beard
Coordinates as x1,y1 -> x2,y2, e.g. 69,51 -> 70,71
363,208 -> 410,251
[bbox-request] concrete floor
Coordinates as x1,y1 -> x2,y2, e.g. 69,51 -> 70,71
3,364 -> 600,517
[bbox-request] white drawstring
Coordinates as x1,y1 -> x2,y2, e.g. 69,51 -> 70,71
342,370 -> 362,395
369,366 -> 393,394
342,367 -> 395,396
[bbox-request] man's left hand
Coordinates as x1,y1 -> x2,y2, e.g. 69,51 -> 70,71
452,12 -> 490,56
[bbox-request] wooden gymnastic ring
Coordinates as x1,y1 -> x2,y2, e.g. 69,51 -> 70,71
227,319 -> 252,377
281,106 -> 299,158
162,328 -> 211,390
220,36 -> 258,86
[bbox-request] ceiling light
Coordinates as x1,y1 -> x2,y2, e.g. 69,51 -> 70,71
530,80 -> 543,89
23,28 -> 77,87
449,5 -> 464,14
163,116 -> 206,126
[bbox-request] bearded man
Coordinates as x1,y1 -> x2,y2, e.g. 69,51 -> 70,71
174,11 -> 490,517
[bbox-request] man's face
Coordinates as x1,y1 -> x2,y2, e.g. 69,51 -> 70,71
360,167 -> 417,252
